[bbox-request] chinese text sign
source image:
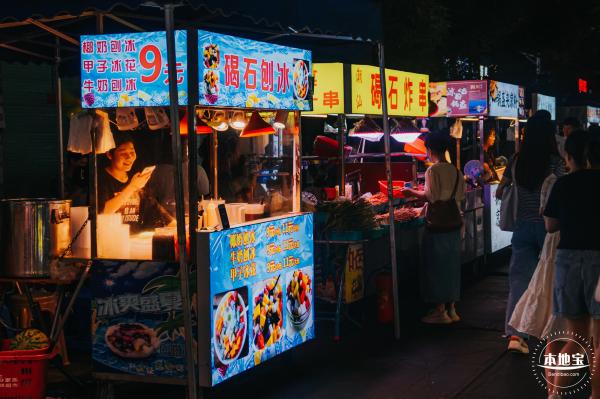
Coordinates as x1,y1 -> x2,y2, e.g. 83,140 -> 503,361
208,214 -> 314,385
489,80 -> 519,118
198,30 -> 312,111
351,64 -> 429,117
304,63 -> 344,114
446,81 -> 488,117
81,31 -> 188,108
534,93 -> 556,120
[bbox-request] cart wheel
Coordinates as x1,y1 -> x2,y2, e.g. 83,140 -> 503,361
96,381 -> 115,399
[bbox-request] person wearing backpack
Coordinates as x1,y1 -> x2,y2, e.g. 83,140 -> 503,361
496,117 -> 565,353
402,131 -> 466,324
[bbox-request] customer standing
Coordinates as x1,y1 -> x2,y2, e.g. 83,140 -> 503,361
543,131 -> 600,398
403,131 -> 466,324
496,117 -> 565,353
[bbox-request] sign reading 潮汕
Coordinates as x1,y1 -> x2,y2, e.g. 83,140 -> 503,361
207,214 -> 314,385
198,30 -> 312,111
81,31 -> 188,108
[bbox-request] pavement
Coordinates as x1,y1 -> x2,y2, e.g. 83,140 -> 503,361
47,255 -> 592,399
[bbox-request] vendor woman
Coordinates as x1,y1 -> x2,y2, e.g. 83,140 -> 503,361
483,128 -> 499,182
98,133 -> 172,232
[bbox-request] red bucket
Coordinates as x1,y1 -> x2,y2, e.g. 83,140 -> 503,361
0,340 -> 57,399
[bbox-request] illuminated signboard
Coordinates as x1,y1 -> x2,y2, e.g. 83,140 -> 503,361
81,31 -> 188,108
203,214 -> 314,385
579,78 -> 588,93
489,80 -> 519,118
429,82 -> 447,117
447,80 -> 488,117
351,64 -> 429,117
533,93 -> 556,120
198,30 -> 312,111
588,106 -> 600,124
304,63 -> 345,114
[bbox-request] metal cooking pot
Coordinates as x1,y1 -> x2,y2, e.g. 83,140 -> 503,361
0,199 -> 71,277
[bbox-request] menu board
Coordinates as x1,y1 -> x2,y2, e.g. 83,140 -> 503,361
207,214 -> 314,385
533,93 -> 556,120
81,31 -> 188,108
305,63 -> 345,114
518,86 -> 526,119
429,82 -> 447,117
350,64 -> 429,117
446,80 -> 488,117
489,80 -> 519,118
198,30 -> 312,111
90,260 -> 187,378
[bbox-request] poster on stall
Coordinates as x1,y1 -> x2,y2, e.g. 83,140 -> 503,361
90,260 -> 188,379
488,184 -> 513,253
350,64 -> 429,117
207,214 -> 314,385
305,63 -> 345,114
533,93 -> 556,120
197,30 -> 312,111
429,82 -> 447,117
344,244 -> 364,303
488,80 -> 519,118
446,80 -> 488,117
81,31 -> 188,108
518,86 -> 527,119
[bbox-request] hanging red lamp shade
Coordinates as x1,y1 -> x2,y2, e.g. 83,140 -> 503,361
240,111 -> 275,138
179,110 -> 213,135
404,136 -> 427,160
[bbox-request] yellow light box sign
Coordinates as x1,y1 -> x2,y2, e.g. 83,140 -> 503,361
351,64 -> 429,117
305,63 -> 345,114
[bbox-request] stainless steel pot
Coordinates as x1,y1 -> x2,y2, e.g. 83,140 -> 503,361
0,199 -> 71,277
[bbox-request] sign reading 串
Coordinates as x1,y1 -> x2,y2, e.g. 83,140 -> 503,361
489,80 -> 519,118
446,80 -> 488,117
305,63 -> 345,114
198,30 -> 312,111
206,214 -> 314,385
351,64 -> 429,117
533,93 -> 556,120
81,31 -> 188,108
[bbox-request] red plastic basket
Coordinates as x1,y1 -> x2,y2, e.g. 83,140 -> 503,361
0,340 -> 56,399
378,180 -> 406,198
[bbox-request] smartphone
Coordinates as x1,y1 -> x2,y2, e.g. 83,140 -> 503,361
141,165 -> 157,175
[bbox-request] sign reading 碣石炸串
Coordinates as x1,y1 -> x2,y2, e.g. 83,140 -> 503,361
351,64 -> 429,117
81,31 -> 188,108
198,30 -> 312,111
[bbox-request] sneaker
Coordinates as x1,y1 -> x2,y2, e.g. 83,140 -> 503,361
421,309 -> 452,324
447,308 -> 461,322
507,335 -> 529,354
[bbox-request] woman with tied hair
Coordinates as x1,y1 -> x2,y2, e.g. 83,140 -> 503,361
496,117 -> 565,354
402,131 -> 466,324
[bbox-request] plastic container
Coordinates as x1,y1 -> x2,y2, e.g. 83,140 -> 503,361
378,180 -> 406,199
0,340 -> 57,399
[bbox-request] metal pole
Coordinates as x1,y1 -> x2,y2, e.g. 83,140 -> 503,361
164,5 -> 197,399
186,28 -> 198,262
211,129 -> 218,199
515,119 -> 520,153
338,114 -> 346,197
293,111 -> 301,212
90,14 -> 103,259
378,42 -> 400,339
54,37 -> 64,199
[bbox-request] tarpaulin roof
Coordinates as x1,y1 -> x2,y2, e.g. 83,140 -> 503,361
0,0 -> 382,40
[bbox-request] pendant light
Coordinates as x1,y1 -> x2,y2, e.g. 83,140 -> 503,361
349,116 -> 384,142
390,118 -> 421,143
179,109 -> 213,135
229,110 -> 248,130
240,111 -> 276,138
273,110 -> 289,129
208,110 -> 229,132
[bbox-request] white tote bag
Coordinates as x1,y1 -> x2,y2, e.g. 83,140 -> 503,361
499,160 -> 518,231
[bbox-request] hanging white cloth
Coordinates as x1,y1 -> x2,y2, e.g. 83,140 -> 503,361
67,112 -> 93,154
94,110 -> 115,154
